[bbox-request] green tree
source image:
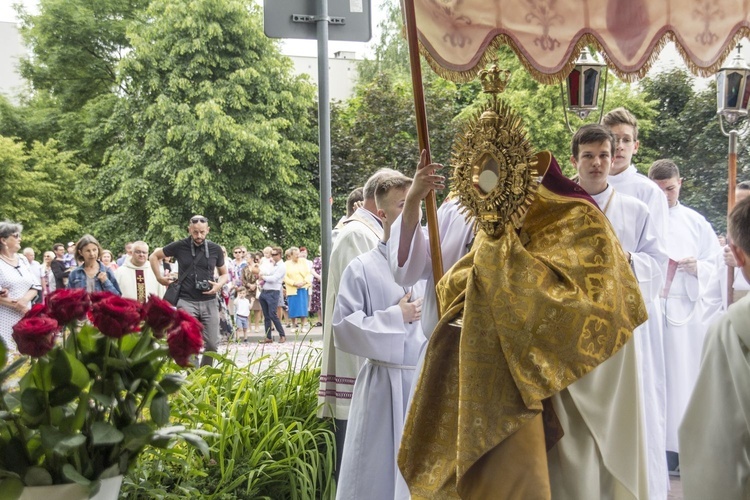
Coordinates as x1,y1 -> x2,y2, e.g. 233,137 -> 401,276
639,70 -> 750,231
0,136 -> 89,252
96,0 -> 320,251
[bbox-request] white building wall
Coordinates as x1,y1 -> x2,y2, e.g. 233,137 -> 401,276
0,22 -> 26,104
286,51 -> 361,102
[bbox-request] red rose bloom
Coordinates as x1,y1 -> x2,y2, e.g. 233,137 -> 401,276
167,311 -> 204,367
12,317 -> 59,357
24,303 -> 49,319
89,292 -> 111,305
46,289 -> 91,325
143,295 -> 177,338
91,295 -> 143,339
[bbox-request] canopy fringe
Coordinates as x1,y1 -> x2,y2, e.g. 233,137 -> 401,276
416,28 -> 750,84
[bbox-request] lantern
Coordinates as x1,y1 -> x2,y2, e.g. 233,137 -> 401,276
717,47 -> 750,124
566,47 -> 606,120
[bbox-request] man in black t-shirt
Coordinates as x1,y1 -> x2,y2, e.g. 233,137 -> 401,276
150,215 -> 228,367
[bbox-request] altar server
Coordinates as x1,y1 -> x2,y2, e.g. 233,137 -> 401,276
334,173 -> 426,500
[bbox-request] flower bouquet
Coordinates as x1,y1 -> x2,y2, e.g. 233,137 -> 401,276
0,290 -> 209,499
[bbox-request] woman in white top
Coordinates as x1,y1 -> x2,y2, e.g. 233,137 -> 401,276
0,221 -> 41,352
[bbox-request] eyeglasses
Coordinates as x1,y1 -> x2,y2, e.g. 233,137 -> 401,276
7,233 -> 20,239
133,250 -> 148,255
233,250 -> 243,254
271,253 -> 279,256
190,217 -> 208,224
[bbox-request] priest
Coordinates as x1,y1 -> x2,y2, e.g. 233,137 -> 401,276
399,149 -> 649,499
114,241 -> 165,302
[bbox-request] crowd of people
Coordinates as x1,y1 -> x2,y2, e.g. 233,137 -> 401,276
0,218 -> 324,365
318,107 -> 750,500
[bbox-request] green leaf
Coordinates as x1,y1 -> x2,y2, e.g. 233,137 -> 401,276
51,348 -> 72,387
76,324 -> 99,354
0,477 -> 23,500
62,464 -> 90,486
179,432 -> 210,458
158,373 -> 185,395
89,392 -> 114,406
20,388 -> 45,417
65,351 -> 90,389
122,423 -> 153,451
118,332 -> 140,355
90,421 -> 124,446
40,426 -> 86,455
31,359 -> 53,392
49,383 -> 81,406
23,466 -> 53,486
70,392 -> 89,432
150,394 -> 170,427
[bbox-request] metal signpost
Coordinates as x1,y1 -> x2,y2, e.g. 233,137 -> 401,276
264,0 -> 371,310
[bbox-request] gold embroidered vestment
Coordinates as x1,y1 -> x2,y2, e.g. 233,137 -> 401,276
398,183 -> 647,499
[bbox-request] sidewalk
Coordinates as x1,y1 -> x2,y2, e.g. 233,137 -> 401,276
216,322 -> 324,369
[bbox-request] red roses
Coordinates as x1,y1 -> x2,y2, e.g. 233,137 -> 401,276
12,316 -> 58,357
167,310 -> 204,367
143,295 -> 178,337
91,295 -> 143,339
9,292 -> 202,366
46,289 -> 91,325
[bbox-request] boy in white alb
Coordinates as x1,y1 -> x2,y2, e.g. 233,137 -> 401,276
334,174 -> 426,500
234,286 -> 251,342
571,124 -> 667,499
679,196 -> 750,499
648,160 -> 720,474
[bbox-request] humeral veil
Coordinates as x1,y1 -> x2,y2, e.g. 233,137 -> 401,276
398,156 -> 648,499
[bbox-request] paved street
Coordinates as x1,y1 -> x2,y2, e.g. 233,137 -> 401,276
217,323 -> 324,370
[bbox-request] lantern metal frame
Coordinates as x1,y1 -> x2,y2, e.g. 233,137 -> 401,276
560,47 -> 609,133
717,46 -> 750,131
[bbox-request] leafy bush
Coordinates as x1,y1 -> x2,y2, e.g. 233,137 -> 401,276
121,346 -> 335,499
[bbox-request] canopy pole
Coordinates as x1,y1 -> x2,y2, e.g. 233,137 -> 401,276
403,0 -> 444,289
727,128 -> 738,305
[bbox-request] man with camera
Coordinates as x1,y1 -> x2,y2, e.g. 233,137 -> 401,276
150,215 -> 228,367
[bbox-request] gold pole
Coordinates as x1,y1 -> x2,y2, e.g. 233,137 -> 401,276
402,0 -> 445,289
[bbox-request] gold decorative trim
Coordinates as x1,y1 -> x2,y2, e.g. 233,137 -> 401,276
417,28 -> 750,84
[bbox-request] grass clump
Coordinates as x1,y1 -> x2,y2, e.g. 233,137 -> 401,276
121,347 -> 335,499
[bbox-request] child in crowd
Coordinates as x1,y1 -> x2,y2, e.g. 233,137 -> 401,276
234,286 -> 251,342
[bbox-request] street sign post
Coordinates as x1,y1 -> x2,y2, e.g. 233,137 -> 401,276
264,0 -> 371,311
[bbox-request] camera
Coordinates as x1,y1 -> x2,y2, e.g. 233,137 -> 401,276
195,280 -> 212,291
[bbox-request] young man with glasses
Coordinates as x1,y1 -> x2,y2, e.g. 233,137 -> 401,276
258,247 -> 286,343
150,215 -> 228,366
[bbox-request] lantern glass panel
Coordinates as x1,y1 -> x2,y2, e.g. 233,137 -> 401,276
727,71 -> 743,108
584,68 -> 598,106
742,81 -> 750,109
568,69 -> 580,106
